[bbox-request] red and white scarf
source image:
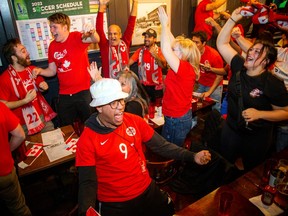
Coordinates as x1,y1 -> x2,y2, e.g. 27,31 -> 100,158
8,65 -> 56,135
109,40 -> 129,78
138,45 -> 161,87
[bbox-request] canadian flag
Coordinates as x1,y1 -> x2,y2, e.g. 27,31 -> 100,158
25,144 -> 43,157
86,206 -> 101,216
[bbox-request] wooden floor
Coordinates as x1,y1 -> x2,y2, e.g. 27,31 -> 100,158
2,115 -> 217,216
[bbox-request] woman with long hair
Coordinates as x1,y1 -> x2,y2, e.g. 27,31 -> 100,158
117,70 -> 149,118
217,7 -> 288,171
158,7 -> 201,147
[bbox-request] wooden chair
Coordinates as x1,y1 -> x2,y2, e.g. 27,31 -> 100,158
145,147 -> 180,185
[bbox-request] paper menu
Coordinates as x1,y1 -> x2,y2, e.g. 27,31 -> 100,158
41,128 -> 65,146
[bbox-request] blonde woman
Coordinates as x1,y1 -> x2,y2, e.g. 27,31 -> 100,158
158,7 -> 201,147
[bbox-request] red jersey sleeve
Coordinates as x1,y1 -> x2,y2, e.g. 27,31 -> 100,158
130,48 -> 141,62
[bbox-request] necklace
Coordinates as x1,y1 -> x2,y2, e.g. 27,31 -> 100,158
96,115 -> 107,127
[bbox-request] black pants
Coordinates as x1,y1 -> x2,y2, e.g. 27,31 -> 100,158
99,181 -> 175,216
220,121 -> 274,171
58,90 -> 92,126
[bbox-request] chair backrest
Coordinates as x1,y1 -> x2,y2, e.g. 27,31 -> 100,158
145,147 -> 179,185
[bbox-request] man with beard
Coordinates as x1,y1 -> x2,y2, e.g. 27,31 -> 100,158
96,0 -> 137,78
0,38 -> 56,136
129,28 -> 167,104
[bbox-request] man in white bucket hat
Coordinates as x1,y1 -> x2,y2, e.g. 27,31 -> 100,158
76,78 -> 211,216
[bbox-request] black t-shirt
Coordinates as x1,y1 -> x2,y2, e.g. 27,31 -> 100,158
226,55 -> 288,130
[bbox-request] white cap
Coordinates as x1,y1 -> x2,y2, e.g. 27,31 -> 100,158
90,78 -> 129,107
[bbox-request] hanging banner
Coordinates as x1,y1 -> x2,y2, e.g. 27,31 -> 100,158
11,0 -> 106,61
12,0 -> 99,20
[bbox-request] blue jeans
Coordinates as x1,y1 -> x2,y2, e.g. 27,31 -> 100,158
196,84 -> 223,112
161,109 -> 192,147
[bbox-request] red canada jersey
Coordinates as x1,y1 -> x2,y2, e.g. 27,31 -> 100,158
76,113 -> 154,202
0,102 -> 20,176
198,46 -> 224,87
0,66 -> 44,125
48,32 -> 90,94
162,60 -> 196,117
194,0 -> 214,40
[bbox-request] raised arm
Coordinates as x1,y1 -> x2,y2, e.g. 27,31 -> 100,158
98,0 -> 109,13
205,16 -> 242,54
158,7 -> 179,73
206,0 -> 227,11
81,23 -> 100,44
217,8 -> 242,65
233,34 -> 253,53
130,0 -> 138,17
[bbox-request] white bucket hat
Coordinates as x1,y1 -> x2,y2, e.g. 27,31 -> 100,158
90,78 -> 129,107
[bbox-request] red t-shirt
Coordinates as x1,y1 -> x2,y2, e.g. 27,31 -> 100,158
198,46 -> 224,87
96,12 -> 136,78
76,113 -> 154,202
130,47 -> 164,86
194,0 -> 213,40
0,66 -> 45,125
0,102 -> 20,176
48,32 -> 91,94
162,60 -> 196,117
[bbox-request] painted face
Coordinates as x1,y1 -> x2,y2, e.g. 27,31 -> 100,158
143,34 -> 156,48
97,99 -> 125,128
244,43 -> 267,69
118,76 -> 131,95
192,36 -> 205,53
14,43 -> 31,67
49,22 -> 69,42
108,25 -> 122,46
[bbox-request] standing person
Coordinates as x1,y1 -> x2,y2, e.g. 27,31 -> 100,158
0,38 -> 56,135
33,12 -> 100,127
194,0 -> 227,41
232,25 -> 288,152
76,78 -> 211,216
96,0 -> 138,78
129,28 -> 167,104
158,7 -> 201,147
0,102 -> 31,216
191,31 -> 224,112
216,8 -> 288,171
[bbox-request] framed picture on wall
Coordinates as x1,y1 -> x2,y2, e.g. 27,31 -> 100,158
130,0 -> 171,46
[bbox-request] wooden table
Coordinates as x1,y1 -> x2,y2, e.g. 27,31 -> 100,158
18,125 -> 78,177
176,185 -> 262,216
176,148 -> 288,215
191,99 -> 216,116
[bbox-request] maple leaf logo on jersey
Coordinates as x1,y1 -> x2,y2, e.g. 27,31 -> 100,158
63,60 -> 70,69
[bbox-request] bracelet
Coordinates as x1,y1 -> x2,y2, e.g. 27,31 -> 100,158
230,17 -> 237,23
